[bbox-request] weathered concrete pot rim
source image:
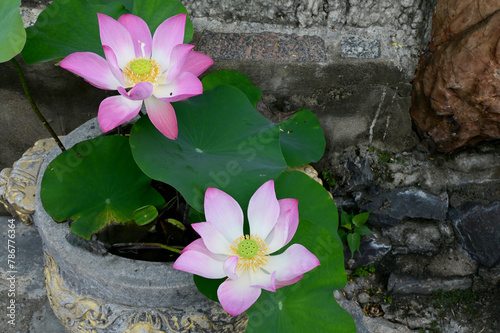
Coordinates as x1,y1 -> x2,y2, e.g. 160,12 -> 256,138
34,118 -> 206,308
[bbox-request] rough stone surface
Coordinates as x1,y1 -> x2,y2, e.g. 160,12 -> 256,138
387,274 -> 472,295
341,36 -> 381,58
475,265 -> 500,291
355,187 -> 448,226
430,0 -> 500,48
328,144 -> 500,206
344,234 -> 392,269
427,247 -> 479,277
383,220 -> 443,254
450,201 -> 500,268
411,3 -> 500,152
335,291 -> 414,333
197,31 -> 327,62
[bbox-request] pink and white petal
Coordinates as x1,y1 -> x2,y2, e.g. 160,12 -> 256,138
191,222 -> 232,255
179,50 -> 214,76
118,14 -> 152,58
249,269 -> 276,292
143,96 -> 178,139
166,44 -> 195,81
218,273 -> 262,316
98,95 -> 142,132
264,198 -> 299,253
98,13 -> 135,68
223,256 -> 239,280
247,180 -> 280,240
261,198 -> 299,253
151,13 -> 187,69
204,187 -> 244,242
117,82 -> 153,101
102,45 -> 125,85
275,274 -> 303,289
173,249 -> 226,279
153,72 -> 203,102
60,52 -> 121,90
265,209 -> 292,254
278,198 -> 299,244
266,244 -> 320,283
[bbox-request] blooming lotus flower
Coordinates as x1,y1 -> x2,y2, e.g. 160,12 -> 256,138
173,180 -> 320,316
60,13 -> 213,139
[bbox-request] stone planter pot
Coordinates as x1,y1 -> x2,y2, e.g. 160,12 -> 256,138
34,118 -> 247,333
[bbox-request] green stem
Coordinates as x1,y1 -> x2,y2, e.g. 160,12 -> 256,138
111,242 -> 183,254
10,58 -> 66,151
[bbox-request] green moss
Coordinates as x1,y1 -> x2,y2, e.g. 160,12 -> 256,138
429,289 -> 479,319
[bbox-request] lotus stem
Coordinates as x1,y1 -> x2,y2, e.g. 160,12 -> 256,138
111,242 -> 183,254
10,57 -> 66,151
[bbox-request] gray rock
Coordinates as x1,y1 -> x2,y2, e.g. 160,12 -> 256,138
197,31 -> 328,62
357,292 -> 371,304
475,265 -> 500,291
344,154 -> 375,191
356,187 -> 449,226
383,220 -> 443,254
450,201 -> 500,268
427,247 -> 478,278
341,37 -> 381,58
334,291 -> 415,333
387,274 -> 472,295
345,234 -> 392,268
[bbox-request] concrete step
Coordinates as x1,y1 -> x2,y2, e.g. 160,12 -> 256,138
0,215 -> 66,332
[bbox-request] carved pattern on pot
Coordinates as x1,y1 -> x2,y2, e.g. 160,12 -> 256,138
124,312 -> 166,333
292,164 -> 324,185
44,251 -> 248,332
0,138 -> 58,224
44,252 -> 113,332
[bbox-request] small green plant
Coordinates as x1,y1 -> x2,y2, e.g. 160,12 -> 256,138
321,170 -> 338,187
338,208 -> 373,259
369,147 -> 407,166
348,264 -> 376,280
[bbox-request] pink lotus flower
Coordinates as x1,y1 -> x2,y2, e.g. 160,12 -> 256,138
60,13 -> 213,139
173,180 -> 320,316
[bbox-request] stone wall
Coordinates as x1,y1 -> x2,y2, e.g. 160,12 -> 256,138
327,142 -> 500,331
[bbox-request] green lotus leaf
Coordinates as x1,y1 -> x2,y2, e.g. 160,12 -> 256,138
22,0 -> 192,64
130,85 -> 287,213
0,0 -> 26,62
278,109 -> 325,167
131,0 -> 192,43
202,70 -> 262,107
132,205 -> 159,226
41,135 -> 165,239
